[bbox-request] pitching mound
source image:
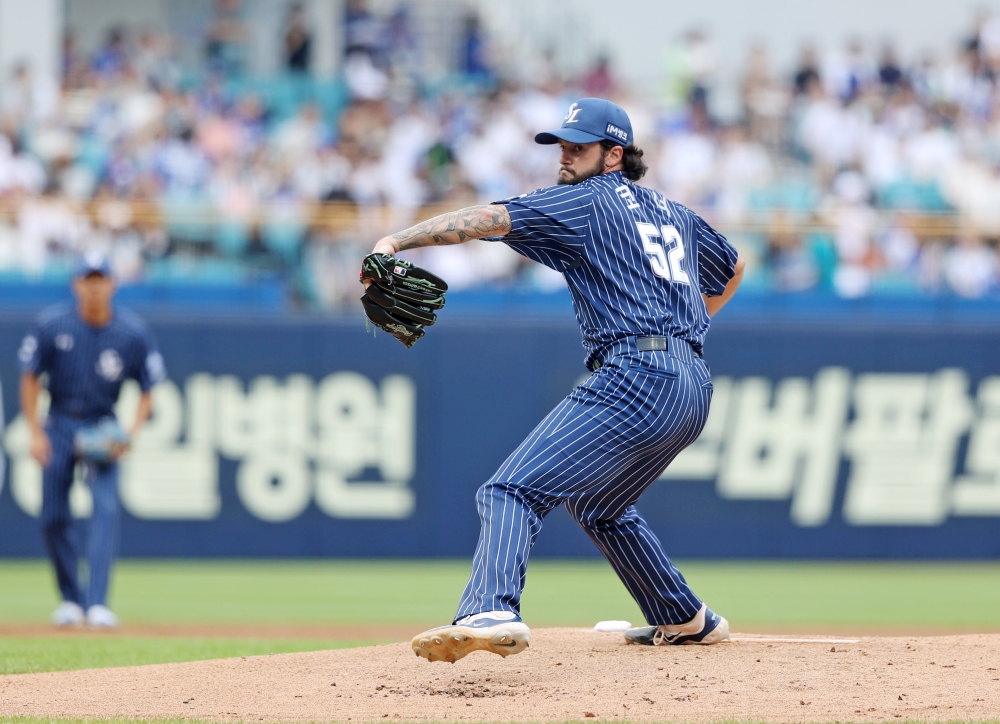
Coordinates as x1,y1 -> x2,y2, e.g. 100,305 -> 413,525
1,629 -> 998,722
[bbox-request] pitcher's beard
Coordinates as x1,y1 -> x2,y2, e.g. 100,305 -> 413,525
557,155 -> 606,185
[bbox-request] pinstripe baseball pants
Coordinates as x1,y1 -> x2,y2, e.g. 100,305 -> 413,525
456,337 -> 712,626
41,415 -> 120,609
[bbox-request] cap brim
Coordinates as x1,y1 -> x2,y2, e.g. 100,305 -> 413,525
76,267 -> 110,278
534,128 -> 605,145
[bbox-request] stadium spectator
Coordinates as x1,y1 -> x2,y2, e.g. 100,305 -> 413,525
344,0 -> 383,63
134,30 -> 181,92
739,43 -> 788,148
386,5 -> 420,79
272,103 -> 332,161
792,44 -> 821,96
91,27 -> 129,80
61,32 -> 88,89
1,62 -> 58,126
581,55 -> 617,98
824,38 -> 875,102
18,181 -> 91,276
0,136 -> 46,196
878,43 -> 905,88
283,3 -> 312,74
205,0 -> 248,78
944,234 -> 999,297
459,13 -> 493,83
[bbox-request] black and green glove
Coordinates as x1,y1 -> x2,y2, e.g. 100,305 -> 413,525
359,253 -> 448,348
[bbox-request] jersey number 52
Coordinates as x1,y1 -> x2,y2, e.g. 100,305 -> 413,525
636,223 -> 691,285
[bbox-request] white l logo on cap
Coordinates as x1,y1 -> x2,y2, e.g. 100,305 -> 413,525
564,102 -> 582,124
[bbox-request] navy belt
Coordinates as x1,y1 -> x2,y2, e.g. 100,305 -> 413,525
590,335 -> 701,371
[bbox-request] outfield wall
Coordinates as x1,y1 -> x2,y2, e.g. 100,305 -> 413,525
1,312 -> 999,559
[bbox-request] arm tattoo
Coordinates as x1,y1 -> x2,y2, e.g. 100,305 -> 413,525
391,205 -> 512,251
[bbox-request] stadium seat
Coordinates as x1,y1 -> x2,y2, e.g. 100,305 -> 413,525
75,135 -> 110,177
877,179 -> 951,212
214,220 -> 251,258
261,206 -> 308,265
158,193 -> 213,244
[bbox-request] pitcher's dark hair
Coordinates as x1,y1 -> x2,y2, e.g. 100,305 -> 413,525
601,140 -> 648,182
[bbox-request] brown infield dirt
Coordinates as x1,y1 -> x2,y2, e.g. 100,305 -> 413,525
2,629 -> 1000,723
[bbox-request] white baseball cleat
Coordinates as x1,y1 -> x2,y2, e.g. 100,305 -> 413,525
51,601 -> 85,627
86,604 -> 120,629
624,604 -> 730,646
412,611 -> 531,663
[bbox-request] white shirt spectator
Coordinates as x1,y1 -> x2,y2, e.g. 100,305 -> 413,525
18,196 -> 91,274
906,123 -> 960,181
119,90 -> 166,133
657,131 -> 716,206
717,134 -> 772,190
715,131 -> 772,222
456,126 -> 519,201
9,153 -> 46,195
272,106 -> 329,161
293,147 -> 351,200
799,93 -> 851,167
862,126 -> 904,188
380,111 -> 437,213
944,238 -> 998,298
156,137 -> 211,192
980,15 -> 1000,60
1,66 -> 58,124
830,170 -> 876,298
514,88 -> 564,135
344,53 -> 388,101
880,224 -> 920,272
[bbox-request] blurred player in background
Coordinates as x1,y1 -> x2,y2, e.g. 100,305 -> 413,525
366,98 -> 745,662
18,251 -> 165,628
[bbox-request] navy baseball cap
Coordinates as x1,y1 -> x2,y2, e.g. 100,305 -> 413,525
535,97 -> 633,147
75,250 -> 112,278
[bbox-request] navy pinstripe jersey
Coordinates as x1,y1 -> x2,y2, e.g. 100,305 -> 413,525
18,304 -> 165,422
493,170 -> 738,364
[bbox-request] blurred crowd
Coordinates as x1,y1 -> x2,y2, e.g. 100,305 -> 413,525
1,0 -> 1000,306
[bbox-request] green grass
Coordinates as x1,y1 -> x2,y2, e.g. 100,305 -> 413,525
0,559 -> 649,626
2,559 -> 999,676
680,560 -> 1000,628
3,559 -> 1000,628
0,637 -> 373,676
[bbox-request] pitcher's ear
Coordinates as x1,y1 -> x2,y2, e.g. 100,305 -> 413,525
605,144 -> 624,169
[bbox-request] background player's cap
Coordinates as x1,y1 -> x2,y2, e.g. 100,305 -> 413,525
534,98 -> 633,147
75,250 -> 112,278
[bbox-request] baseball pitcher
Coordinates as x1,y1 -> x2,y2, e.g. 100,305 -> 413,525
362,98 -> 745,662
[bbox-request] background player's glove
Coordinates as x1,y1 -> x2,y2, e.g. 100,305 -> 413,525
359,253 -> 448,348
74,418 -> 130,464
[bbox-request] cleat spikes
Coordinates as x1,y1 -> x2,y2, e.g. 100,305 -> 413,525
410,617 -> 531,663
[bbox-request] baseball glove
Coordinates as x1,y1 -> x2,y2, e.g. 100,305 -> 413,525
359,253 -> 448,348
74,418 -> 130,464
